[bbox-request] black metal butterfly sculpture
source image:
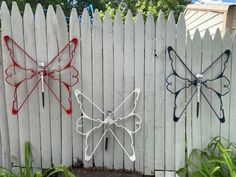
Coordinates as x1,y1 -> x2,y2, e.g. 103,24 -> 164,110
166,46 -> 231,123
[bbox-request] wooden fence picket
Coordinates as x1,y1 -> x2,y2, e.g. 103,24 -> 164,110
221,30 -> 232,140
113,11 -> 124,170
91,9 -> 104,167
211,29 -> 222,138
1,1 -> 20,165
175,13 -> 186,173
70,8 -> 83,166
81,8 -> 93,168
23,3 -> 41,168
103,10 -> 114,169
56,5 -> 72,166
134,11 -> 145,174
35,4 -> 51,168
47,5 -> 61,166
144,13 -> 155,175
165,11 -> 176,171
155,10 -> 166,172
124,10 -> 135,171
201,29 -> 212,148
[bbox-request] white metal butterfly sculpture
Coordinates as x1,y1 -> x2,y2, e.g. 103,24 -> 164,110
74,88 -> 142,161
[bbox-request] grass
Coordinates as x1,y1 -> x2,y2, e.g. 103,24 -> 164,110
177,137 -> 236,177
0,142 -> 76,177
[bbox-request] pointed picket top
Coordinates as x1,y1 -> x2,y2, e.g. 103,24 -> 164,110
1,1 -> 10,17
114,10 -> 122,27
81,8 -> 90,26
11,2 -> 22,26
177,13 -> 186,31
47,5 -> 56,29
223,28 -> 231,43
70,8 -> 80,39
203,29 -> 212,44
11,2 -> 21,17
125,10 -> 133,26
136,11 -> 144,26
103,10 -> 112,27
187,31 -> 191,41
35,3 -> 45,22
56,5 -> 68,34
146,12 -> 154,27
157,10 -> 164,24
23,3 -> 33,20
93,9 -> 102,26
167,11 -> 175,26
193,29 -> 201,42
214,28 -> 222,43
1,1 -> 11,35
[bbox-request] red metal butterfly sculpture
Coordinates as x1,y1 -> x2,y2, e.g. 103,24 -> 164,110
4,35 -> 79,115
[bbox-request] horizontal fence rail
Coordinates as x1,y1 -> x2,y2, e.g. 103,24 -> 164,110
0,1 -> 236,176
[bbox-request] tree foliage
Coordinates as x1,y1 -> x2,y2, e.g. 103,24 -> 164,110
2,0 -> 188,20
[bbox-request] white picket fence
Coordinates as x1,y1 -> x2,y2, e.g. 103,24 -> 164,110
0,1 -> 236,176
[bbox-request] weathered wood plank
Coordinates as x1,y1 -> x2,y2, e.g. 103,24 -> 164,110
175,13 -> 186,172
35,4 -> 51,168
165,12 -> 176,171
134,11 -> 145,173
124,10 -> 135,171
69,8 -> 83,166
47,5 -> 61,166
144,13 -> 155,175
155,10 -> 165,171
11,2 -> 30,165
0,23 -> 11,169
192,29 -> 202,150
230,33 -> 236,143
186,32 -> 193,158
201,29 -> 212,148
103,10 -> 114,169
211,29 -> 222,138
56,5 -> 72,166
81,9 -> 93,167
221,30 -> 232,140
113,11 -> 124,170
92,9 -> 104,167
23,3 -> 41,168
1,1 -> 20,165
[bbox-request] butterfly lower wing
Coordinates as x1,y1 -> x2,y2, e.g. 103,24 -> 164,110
166,71 -> 195,121
75,90 -> 107,161
110,124 -> 136,161
202,76 -> 230,123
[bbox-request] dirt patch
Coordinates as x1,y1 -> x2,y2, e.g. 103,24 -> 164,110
59,168 -> 148,177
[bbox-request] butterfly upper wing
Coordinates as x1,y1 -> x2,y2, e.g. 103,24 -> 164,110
166,46 -> 195,121
45,38 -> 79,114
201,50 -> 231,123
4,35 -> 40,114
113,88 -> 142,133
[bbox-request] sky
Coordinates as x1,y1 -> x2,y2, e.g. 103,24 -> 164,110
192,0 -> 236,3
